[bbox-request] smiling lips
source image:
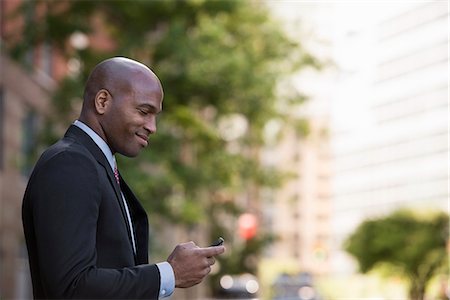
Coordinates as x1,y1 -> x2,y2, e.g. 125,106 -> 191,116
136,133 -> 149,146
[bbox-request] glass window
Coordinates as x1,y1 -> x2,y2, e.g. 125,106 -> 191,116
41,41 -> 53,77
0,88 -> 3,170
21,110 -> 38,177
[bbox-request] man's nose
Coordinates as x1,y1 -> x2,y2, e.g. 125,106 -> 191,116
144,116 -> 157,134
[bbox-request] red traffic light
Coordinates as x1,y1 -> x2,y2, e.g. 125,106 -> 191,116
238,213 -> 258,240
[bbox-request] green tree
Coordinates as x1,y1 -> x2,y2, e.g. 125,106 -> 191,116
7,0 -> 320,292
345,210 -> 449,300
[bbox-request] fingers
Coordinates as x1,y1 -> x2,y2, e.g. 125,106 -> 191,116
178,241 -> 197,249
168,241 -> 226,289
206,257 -> 215,266
175,241 -> 225,257
197,245 -> 226,257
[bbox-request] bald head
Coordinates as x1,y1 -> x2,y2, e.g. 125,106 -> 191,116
78,57 -> 164,156
82,57 -> 160,109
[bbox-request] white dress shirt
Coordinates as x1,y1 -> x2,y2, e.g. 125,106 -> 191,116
73,120 -> 174,298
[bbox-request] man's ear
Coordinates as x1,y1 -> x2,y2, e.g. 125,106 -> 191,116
94,89 -> 111,115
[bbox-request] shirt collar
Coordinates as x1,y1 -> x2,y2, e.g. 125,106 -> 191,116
73,120 -> 115,171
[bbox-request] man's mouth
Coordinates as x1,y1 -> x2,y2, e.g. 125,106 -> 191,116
136,133 -> 149,146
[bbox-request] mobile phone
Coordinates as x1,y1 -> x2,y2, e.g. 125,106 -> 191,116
210,237 -> 224,247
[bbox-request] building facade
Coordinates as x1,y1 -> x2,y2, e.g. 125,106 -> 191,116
329,1 -> 448,273
265,2 -> 448,292
263,118 -> 332,275
0,54 -> 53,299
262,2 -> 336,280
1,1 -> 63,297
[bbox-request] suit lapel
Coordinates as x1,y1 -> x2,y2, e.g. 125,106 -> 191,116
64,125 -> 138,259
120,179 -> 149,264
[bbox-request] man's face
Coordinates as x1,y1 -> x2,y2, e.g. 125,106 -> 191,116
103,74 -> 163,157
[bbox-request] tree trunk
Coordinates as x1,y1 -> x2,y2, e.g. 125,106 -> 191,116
409,279 -> 426,300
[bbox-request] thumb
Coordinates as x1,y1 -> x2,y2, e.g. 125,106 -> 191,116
198,245 -> 226,257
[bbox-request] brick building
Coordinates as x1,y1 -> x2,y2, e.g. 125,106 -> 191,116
1,1 -> 64,297
0,54 -> 55,299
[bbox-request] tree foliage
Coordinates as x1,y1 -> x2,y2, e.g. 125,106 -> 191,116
8,0 -> 321,283
345,210 -> 449,300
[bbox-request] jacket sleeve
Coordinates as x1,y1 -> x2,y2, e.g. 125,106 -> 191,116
27,150 -> 160,299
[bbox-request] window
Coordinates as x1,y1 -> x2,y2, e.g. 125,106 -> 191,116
0,88 -> 3,170
24,0 -> 36,68
21,110 -> 38,177
40,41 -> 53,77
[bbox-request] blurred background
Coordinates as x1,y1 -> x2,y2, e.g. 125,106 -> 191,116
0,0 -> 448,299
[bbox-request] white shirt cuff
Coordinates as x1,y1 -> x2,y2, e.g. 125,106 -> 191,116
156,262 -> 175,298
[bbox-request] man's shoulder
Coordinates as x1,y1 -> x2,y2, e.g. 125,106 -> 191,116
23,134 -> 102,205
33,134 -> 96,175
42,135 -> 91,161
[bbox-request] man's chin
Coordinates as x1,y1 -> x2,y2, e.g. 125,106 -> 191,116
118,147 -> 143,158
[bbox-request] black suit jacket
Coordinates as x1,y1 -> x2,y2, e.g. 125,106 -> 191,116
22,125 -> 161,299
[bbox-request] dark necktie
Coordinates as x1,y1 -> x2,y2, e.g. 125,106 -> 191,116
114,166 -> 120,185
113,162 -> 137,254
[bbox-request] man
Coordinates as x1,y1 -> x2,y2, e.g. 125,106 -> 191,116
22,57 -> 225,299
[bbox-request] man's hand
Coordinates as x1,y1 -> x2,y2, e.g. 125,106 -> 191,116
167,241 -> 225,288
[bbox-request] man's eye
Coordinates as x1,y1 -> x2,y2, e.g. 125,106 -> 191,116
138,109 -> 148,115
